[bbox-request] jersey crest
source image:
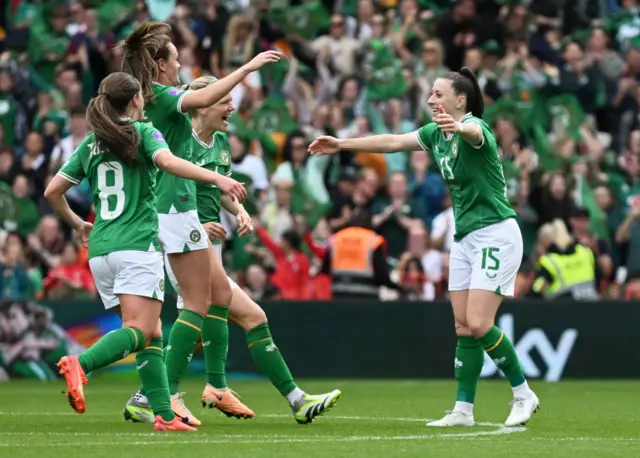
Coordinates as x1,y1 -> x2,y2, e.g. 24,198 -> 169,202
220,151 -> 230,165
451,140 -> 459,158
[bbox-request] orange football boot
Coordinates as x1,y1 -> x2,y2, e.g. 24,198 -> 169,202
154,416 -> 198,432
57,356 -> 88,414
201,385 -> 254,419
170,393 -> 202,426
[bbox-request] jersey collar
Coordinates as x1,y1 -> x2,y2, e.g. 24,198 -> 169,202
192,129 -> 214,149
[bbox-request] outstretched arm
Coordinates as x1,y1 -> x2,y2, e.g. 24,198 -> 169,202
181,51 -> 281,111
154,149 -> 247,202
309,132 -> 421,156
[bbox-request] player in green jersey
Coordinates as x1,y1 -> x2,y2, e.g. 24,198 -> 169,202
124,76 -> 341,426
309,67 -> 539,428
44,72 -> 245,432
120,23 -> 280,424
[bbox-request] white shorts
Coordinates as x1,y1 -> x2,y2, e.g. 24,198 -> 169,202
166,242 -> 238,309
89,251 -> 165,309
158,210 -> 208,254
449,218 -> 523,296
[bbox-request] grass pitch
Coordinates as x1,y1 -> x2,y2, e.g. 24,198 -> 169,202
0,377 -> 638,457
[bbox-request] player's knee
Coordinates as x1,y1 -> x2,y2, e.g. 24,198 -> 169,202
150,319 -> 163,340
466,318 -> 493,338
241,309 -> 267,332
182,296 -> 210,316
122,319 -> 155,346
210,284 -> 232,308
455,323 -> 473,336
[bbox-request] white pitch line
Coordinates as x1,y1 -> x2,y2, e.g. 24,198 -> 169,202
0,412 -> 503,427
0,429 -> 527,448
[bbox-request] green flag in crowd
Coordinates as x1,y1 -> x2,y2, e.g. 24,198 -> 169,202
250,96 -> 298,135
265,2 -> 330,39
365,40 -> 408,101
484,99 -> 530,131
546,94 -> 587,141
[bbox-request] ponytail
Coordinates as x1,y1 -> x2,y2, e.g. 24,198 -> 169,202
120,22 -> 172,101
442,67 -> 485,119
458,67 -> 484,118
86,73 -> 142,166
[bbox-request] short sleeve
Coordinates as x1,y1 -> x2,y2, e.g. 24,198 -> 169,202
461,116 -> 494,150
155,85 -> 190,115
415,123 -> 437,152
140,123 -> 170,163
58,143 -> 86,185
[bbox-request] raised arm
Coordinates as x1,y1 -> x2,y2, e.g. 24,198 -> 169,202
308,132 -> 421,156
154,149 -> 247,203
180,51 -> 281,111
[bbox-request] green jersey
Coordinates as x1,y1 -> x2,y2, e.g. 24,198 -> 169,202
145,83 -> 196,214
192,130 -> 232,226
58,121 -> 168,258
416,114 -> 516,241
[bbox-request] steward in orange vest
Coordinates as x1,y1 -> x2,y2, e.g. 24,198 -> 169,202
321,212 -> 402,298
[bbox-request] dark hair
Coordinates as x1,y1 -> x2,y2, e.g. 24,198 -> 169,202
347,209 -> 374,230
281,230 -> 302,251
70,105 -> 87,118
442,67 -> 484,118
120,22 -> 172,101
86,72 -> 141,165
283,130 -> 308,164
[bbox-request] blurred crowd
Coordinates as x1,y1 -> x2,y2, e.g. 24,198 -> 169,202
1,0 -> 640,302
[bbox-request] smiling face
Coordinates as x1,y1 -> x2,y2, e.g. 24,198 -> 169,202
199,92 -> 235,133
427,78 -> 465,117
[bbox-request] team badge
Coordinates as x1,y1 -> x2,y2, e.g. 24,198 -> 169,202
190,229 -> 201,243
168,87 -> 185,96
451,141 -> 458,158
158,279 -> 165,292
221,151 -> 230,165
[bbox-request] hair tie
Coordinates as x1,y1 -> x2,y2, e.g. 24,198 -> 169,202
98,92 -> 111,100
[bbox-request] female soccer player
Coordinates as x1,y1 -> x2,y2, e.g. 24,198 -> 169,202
120,22 -> 280,422
46,72 -> 251,431
124,76 -> 341,426
309,67 -> 539,428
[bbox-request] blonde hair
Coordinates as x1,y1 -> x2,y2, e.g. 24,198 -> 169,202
552,219 -> 573,251
223,14 -> 256,71
181,75 -> 218,117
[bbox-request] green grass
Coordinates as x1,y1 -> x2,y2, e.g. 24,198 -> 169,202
0,377 -> 638,457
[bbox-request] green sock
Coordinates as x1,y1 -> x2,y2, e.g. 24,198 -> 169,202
78,327 -> 145,374
165,309 -> 204,395
455,336 -> 484,403
479,326 -> 526,387
136,338 -> 174,422
246,323 -> 296,397
202,305 -> 229,389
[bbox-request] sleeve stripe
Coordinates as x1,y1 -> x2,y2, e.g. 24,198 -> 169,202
57,171 -> 80,185
415,130 -> 429,152
177,90 -> 190,115
225,171 -> 232,176
151,148 -> 170,164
